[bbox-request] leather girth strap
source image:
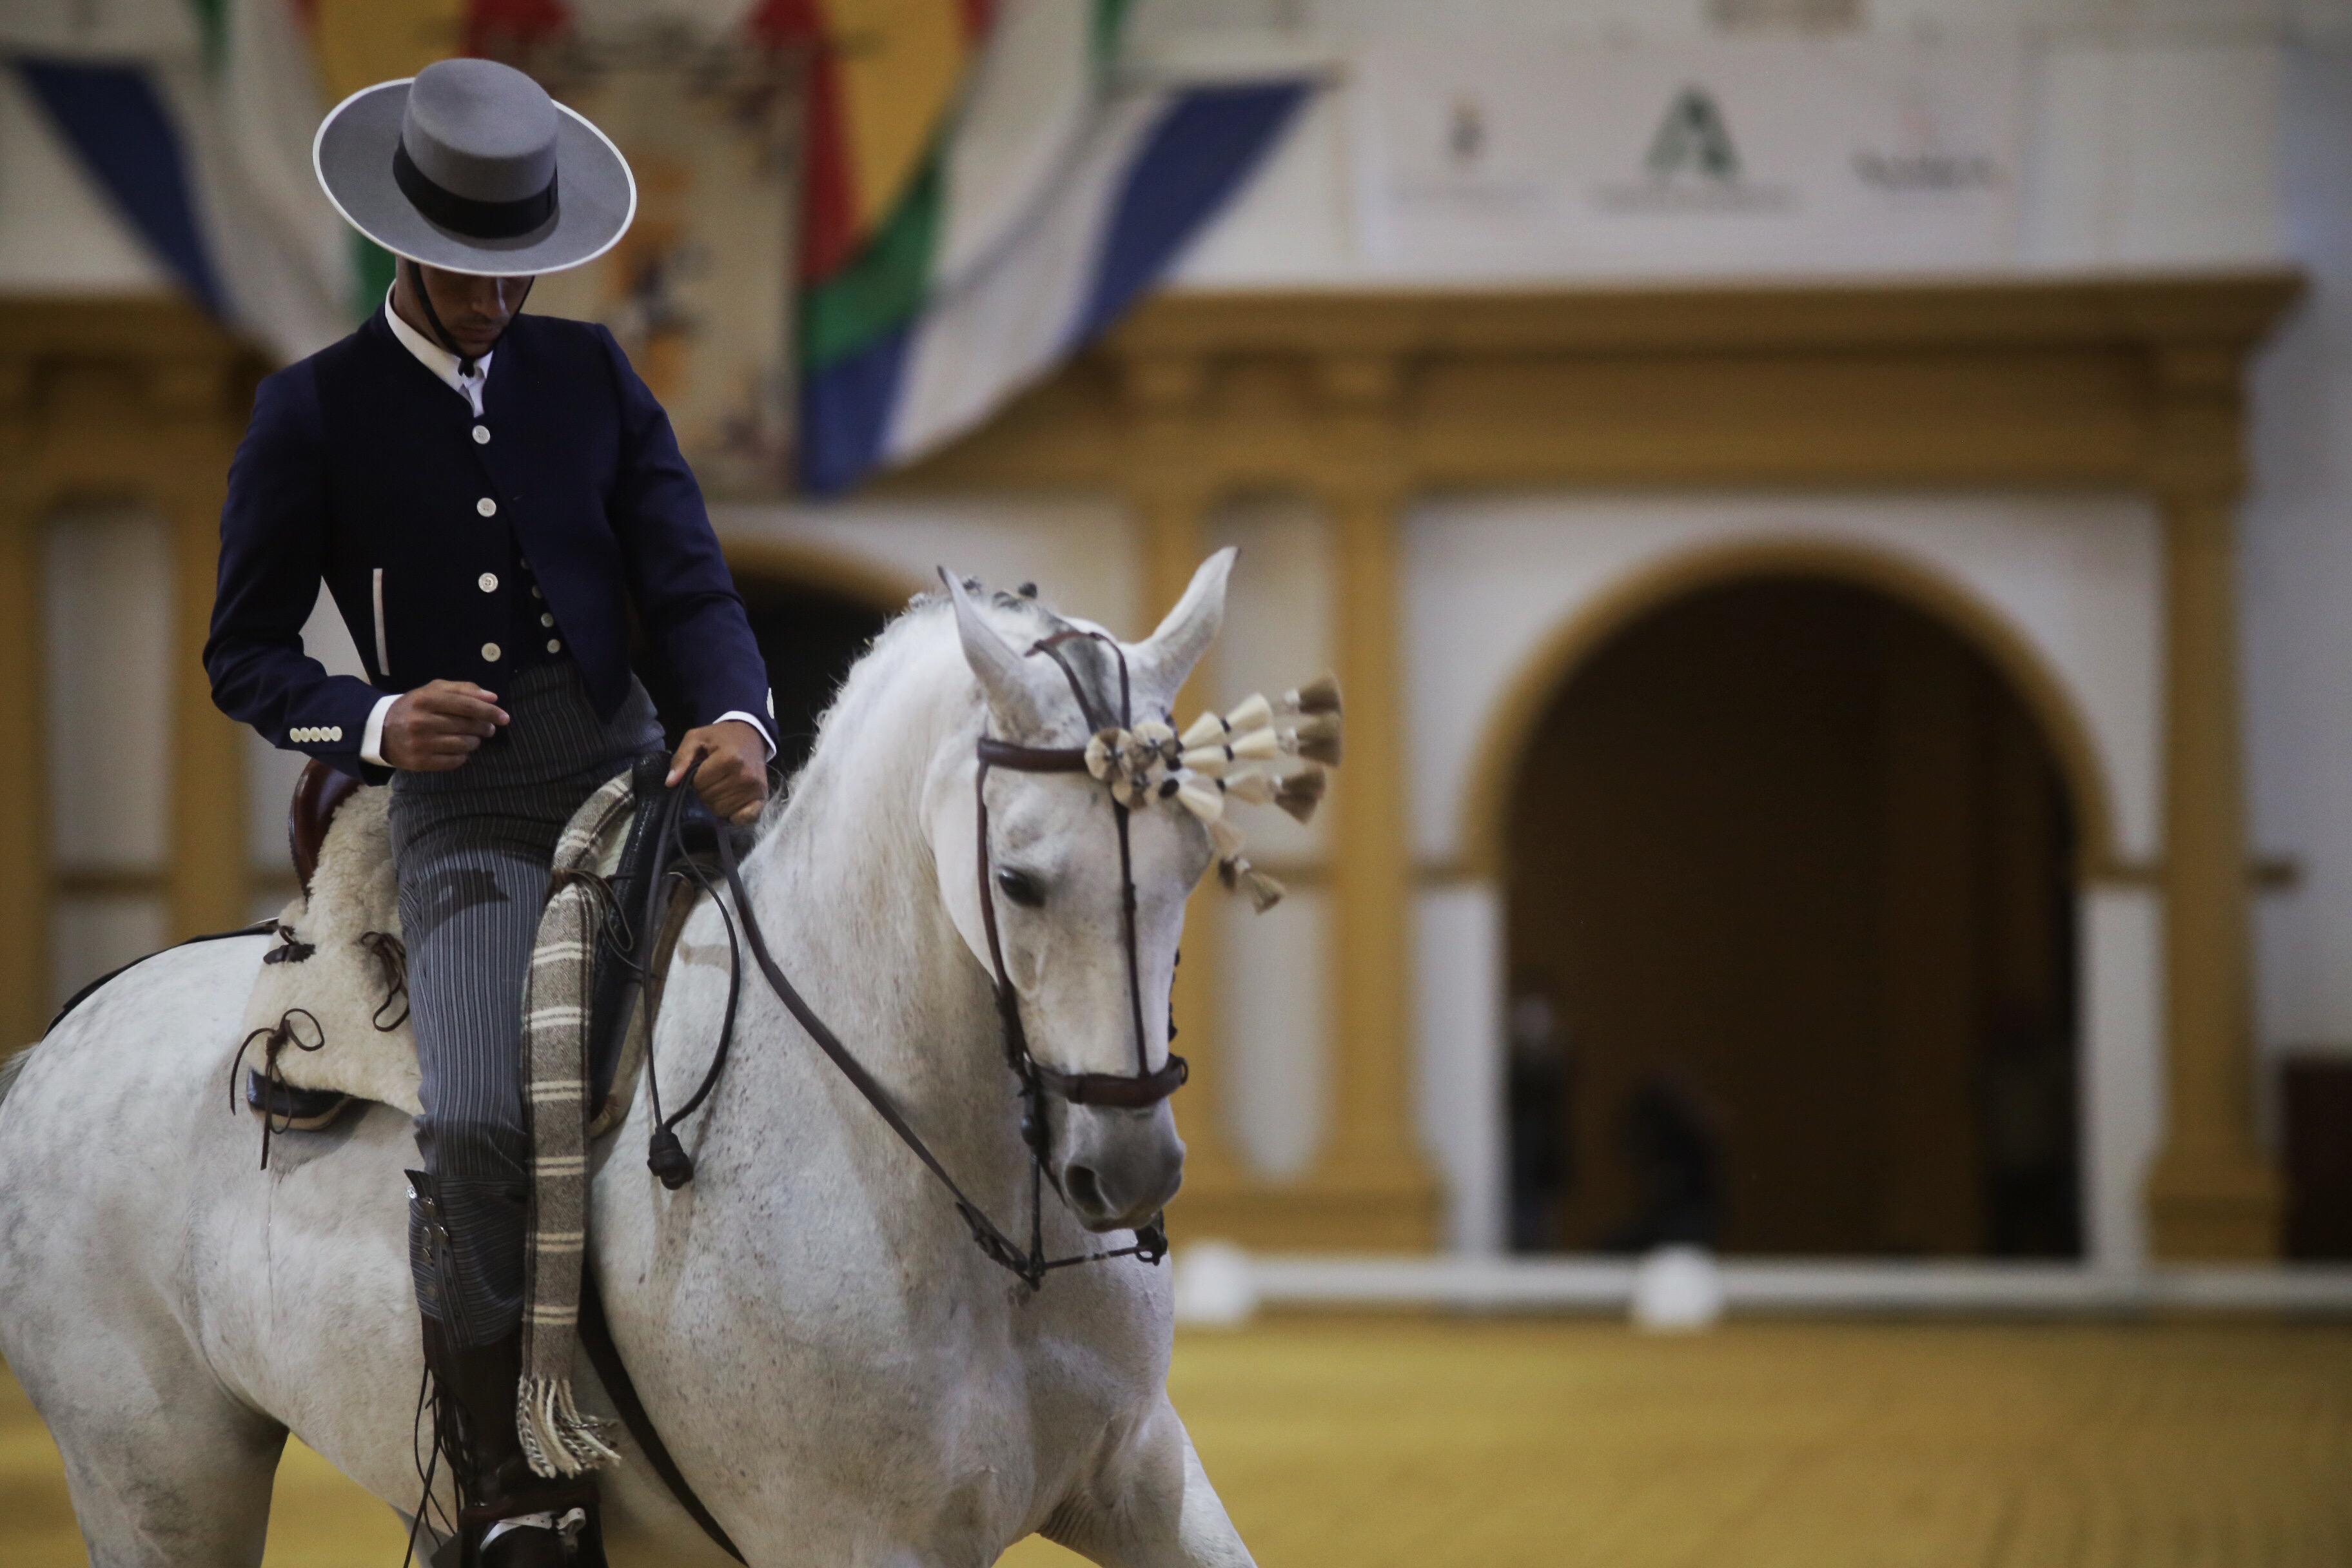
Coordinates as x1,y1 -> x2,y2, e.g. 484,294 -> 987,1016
575,1266 -> 745,1564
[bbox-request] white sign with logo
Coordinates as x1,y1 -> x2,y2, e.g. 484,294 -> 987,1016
1353,35 -> 2023,276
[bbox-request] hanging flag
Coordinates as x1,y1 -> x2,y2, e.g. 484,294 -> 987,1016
796,0 -> 1308,494
14,56 -> 228,315
749,0 -> 995,288
795,76 -> 1308,493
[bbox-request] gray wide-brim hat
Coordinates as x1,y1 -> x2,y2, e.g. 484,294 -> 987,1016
313,57 -> 634,277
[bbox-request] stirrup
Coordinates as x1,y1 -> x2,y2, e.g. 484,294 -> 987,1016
458,1482 -> 605,1568
484,1507 -> 585,1545
482,1506 -> 587,1562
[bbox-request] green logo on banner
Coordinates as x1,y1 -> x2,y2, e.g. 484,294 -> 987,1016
1645,88 -> 1741,183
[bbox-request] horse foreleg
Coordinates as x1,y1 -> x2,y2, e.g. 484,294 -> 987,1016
1041,1397 -> 1253,1568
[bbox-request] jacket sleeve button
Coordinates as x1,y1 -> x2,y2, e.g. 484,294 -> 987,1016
478,573 -> 498,593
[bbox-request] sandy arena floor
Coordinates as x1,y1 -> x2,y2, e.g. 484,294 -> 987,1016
5,1315 -> 2349,1567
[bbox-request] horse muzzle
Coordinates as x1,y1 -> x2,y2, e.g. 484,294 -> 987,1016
1057,1102 -> 1186,1232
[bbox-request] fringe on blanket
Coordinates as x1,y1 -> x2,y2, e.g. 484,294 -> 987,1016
518,1372 -> 623,1478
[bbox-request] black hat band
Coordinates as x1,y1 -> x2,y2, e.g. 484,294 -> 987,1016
393,141 -> 558,241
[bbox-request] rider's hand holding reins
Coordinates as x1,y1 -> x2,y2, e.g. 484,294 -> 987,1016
670,719 -> 769,823
381,680 -> 508,770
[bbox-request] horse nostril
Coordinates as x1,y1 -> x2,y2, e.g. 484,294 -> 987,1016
1065,1163 -> 1106,1217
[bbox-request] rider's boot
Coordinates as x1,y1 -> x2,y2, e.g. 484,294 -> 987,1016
422,1313 -> 605,1568
410,1170 -> 603,1568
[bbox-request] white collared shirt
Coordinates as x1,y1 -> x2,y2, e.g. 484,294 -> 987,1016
383,291 -> 491,415
360,293 -> 775,767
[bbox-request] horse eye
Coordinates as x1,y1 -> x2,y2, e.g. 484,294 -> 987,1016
995,867 -> 1046,908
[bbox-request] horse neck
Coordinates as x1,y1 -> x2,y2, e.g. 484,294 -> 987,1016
729,631 -> 1008,1149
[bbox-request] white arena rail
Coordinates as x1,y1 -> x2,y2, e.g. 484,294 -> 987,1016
1170,1245 -> 2352,1326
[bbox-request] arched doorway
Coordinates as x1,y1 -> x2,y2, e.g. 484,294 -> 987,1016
1502,574 -> 2081,1259
637,560 -> 896,781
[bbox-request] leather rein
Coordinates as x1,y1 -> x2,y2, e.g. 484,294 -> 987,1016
643,628 -> 1184,1289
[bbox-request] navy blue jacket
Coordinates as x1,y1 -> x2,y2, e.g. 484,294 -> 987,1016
206,308 -> 769,781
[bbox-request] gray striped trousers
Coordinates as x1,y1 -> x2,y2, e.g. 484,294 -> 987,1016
391,660 -> 662,1346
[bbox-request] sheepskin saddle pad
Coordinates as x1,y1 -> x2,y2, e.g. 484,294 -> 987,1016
240,757 -> 681,1144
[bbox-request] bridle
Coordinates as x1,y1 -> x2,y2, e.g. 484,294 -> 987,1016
644,628 -> 1186,1289
975,629 -> 1190,1109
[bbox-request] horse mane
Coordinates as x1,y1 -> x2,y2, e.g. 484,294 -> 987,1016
763,576 -> 1117,832
0,1044 -> 35,1115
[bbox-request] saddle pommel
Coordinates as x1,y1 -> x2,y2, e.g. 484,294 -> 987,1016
288,758 -> 364,899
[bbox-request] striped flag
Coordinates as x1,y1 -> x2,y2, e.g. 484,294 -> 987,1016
749,0 -> 999,288
795,1 -> 1308,493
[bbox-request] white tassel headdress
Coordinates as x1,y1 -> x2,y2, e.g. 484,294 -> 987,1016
1075,672 -> 1340,914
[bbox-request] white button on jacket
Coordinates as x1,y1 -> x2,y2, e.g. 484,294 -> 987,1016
482,642 -> 502,662
476,497 -> 497,518
472,424 -> 490,444
478,573 -> 498,593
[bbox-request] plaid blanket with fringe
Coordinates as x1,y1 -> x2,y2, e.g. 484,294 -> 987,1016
515,770 -> 642,1478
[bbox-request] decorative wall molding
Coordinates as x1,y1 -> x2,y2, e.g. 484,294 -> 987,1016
893,273 -> 2301,497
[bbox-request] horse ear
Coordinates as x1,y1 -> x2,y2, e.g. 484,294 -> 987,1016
943,567 -> 1050,732
1133,547 -> 1235,701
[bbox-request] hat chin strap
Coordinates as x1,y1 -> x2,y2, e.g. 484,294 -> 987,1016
397,256 -> 534,377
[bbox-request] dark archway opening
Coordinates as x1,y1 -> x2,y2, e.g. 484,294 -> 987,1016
638,573 -> 891,783
1502,576 -> 2081,1259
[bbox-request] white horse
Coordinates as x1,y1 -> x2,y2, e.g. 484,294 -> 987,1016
0,553 -> 1254,1568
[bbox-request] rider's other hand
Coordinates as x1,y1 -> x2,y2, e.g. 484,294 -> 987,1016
669,720 -> 770,825
381,680 -> 508,772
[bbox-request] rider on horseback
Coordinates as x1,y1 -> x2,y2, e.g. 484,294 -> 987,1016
204,58 -> 772,1567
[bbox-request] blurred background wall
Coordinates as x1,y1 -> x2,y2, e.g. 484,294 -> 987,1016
3,0 -> 2349,1278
